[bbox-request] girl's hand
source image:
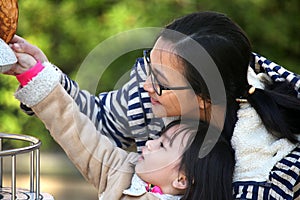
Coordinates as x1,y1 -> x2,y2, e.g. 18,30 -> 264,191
6,53 -> 37,75
9,35 -> 48,62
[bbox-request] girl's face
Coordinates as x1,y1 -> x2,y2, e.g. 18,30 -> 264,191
135,124 -> 192,189
143,37 -> 202,118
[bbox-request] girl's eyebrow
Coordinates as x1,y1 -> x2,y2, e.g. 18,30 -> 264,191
161,131 -> 173,145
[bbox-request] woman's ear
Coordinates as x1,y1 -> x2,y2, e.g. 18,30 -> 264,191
197,95 -> 211,110
172,174 -> 188,190
197,96 -> 211,121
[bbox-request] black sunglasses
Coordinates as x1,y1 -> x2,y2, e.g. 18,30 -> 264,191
143,49 -> 191,96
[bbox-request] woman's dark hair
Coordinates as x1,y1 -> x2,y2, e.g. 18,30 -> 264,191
160,11 -> 252,141
158,11 -> 300,199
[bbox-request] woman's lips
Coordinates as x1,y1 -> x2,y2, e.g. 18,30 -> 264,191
150,97 -> 160,105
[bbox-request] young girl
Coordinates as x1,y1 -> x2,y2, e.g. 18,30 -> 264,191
11,52 -> 233,199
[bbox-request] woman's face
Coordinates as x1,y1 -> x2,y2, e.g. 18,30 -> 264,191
143,37 -> 202,118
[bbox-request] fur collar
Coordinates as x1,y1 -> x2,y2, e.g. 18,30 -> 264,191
122,174 -> 183,200
232,67 -> 298,182
231,102 -> 298,182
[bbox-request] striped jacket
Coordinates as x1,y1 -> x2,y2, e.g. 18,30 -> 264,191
21,52 -> 300,199
233,146 -> 300,199
60,57 -> 165,153
22,53 -> 299,152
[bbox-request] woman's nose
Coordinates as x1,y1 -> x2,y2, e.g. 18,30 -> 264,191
143,76 -> 155,93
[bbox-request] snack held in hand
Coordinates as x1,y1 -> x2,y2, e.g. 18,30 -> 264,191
0,38 -> 17,73
0,0 -> 18,73
0,0 -> 18,43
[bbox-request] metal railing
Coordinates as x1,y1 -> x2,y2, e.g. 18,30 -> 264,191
0,132 -> 42,200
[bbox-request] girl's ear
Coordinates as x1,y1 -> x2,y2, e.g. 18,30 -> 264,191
172,174 -> 188,190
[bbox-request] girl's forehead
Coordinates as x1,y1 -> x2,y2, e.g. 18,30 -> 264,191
162,124 -> 195,142
162,124 -> 180,136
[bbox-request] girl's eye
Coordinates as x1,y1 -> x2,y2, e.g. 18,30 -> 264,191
160,142 -> 164,148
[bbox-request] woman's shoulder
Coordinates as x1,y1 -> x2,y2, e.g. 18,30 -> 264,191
271,145 -> 300,183
233,145 -> 300,199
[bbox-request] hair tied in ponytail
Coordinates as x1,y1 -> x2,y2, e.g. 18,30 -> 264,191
235,85 -> 256,103
248,86 -> 256,94
244,85 -> 256,98
235,98 -> 248,103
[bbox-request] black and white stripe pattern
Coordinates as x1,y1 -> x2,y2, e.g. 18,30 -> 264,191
251,53 -> 300,99
233,146 -> 300,199
60,57 -> 164,152
20,53 -> 299,153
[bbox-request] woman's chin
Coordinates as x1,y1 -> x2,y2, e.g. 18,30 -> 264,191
151,105 -> 168,118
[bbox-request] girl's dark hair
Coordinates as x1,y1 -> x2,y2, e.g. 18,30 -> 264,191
163,119 -> 234,200
158,11 -> 300,199
180,122 -> 234,200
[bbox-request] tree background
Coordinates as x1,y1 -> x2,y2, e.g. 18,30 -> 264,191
0,0 -> 299,150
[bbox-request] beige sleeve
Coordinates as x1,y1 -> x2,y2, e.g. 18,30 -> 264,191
31,85 -> 137,197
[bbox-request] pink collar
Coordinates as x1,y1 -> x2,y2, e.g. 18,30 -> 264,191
146,183 -> 163,195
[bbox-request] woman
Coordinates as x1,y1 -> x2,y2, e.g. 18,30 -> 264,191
9,11 -> 300,199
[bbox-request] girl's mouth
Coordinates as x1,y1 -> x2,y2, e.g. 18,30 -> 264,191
138,155 -> 144,161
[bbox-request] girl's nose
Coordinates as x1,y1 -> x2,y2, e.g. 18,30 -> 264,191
143,76 -> 155,93
145,139 -> 159,151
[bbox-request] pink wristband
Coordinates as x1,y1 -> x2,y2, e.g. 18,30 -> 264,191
16,61 -> 45,87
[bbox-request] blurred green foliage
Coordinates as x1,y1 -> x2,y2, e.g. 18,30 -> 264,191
0,0 -> 299,150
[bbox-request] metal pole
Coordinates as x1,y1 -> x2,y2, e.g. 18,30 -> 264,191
30,148 -> 34,193
11,155 -> 16,200
35,149 -> 40,200
0,138 -> 2,188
